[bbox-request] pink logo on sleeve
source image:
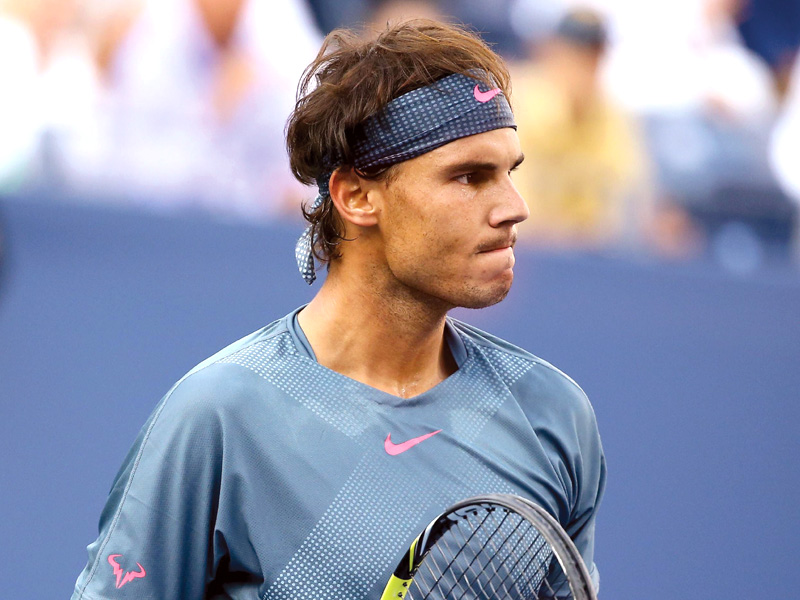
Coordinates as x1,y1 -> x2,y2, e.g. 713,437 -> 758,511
108,554 -> 146,589
473,84 -> 501,103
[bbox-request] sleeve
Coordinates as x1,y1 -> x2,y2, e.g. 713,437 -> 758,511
549,382 -> 607,597
513,363 -> 607,597
560,404 -> 606,595
71,376 -> 225,600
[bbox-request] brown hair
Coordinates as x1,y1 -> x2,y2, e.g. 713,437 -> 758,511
286,18 -> 512,264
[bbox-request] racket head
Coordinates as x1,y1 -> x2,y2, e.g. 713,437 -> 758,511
380,493 -> 597,600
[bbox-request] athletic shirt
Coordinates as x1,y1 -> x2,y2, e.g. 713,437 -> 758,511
72,307 -> 606,599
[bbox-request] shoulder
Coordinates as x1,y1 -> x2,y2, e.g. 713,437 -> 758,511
149,315 -> 298,430
450,317 -> 585,394
185,315 -> 293,379
450,317 -> 595,423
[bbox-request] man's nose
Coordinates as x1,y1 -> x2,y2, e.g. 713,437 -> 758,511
489,177 -> 529,227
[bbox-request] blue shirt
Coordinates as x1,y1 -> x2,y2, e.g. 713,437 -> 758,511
73,307 -> 606,599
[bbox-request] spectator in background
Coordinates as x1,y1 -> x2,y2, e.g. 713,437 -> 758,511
591,0 -> 800,269
770,50 -> 800,261
595,0 -> 781,222
59,0 -> 321,220
512,8 -> 658,252
0,0 -> 94,191
737,0 -> 800,101
771,51 -> 800,202
597,0 -> 776,121
0,1 -> 40,188
365,0 -> 443,34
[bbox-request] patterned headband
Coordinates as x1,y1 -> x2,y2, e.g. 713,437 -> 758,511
295,71 -> 516,284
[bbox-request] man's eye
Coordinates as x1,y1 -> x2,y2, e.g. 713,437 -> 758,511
455,173 -> 474,184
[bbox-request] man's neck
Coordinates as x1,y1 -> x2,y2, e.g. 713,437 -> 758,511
297,268 -> 458,399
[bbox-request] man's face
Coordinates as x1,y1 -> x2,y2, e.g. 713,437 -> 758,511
371,127 -> 528,310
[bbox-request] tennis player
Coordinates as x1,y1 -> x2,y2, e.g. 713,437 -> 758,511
73,19 -> 605,600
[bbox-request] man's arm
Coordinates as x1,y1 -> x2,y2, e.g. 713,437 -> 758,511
72,379 -> 225,599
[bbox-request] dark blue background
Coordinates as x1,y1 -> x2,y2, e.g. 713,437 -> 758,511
1,198 -> 798,599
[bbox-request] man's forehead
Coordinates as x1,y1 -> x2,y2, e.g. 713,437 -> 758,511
418,127 -> 522,166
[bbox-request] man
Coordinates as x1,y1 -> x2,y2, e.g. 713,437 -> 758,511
72,19 -> 606,600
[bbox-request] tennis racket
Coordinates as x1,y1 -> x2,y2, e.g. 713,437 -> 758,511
379,493 -> 596,600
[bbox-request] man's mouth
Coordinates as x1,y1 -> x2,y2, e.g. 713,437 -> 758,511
477,235 -> 517,254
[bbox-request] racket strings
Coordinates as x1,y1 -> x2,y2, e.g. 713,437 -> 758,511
458,509 -> 537,600
407,506 -> 556,600
480,514 -> 552,599
449,510 -> 548,600
413,507 -> 501,600
447,509 -> 516,600
479,510 -> 553,599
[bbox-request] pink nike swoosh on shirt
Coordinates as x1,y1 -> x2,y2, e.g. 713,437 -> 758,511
384,430 -> 443,455
473,84 -> 501,103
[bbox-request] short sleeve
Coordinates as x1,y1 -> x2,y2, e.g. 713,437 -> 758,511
560,424 -> 606,595
71,379 -> 225,600
513,363 -> 607,597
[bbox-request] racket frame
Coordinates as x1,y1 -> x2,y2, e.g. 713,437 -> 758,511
379,493 -> 597,600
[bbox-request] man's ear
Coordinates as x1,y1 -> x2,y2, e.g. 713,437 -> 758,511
328,167 -> 380,227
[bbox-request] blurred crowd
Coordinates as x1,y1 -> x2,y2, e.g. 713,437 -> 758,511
1,0 -> 799,269
0,0 -> 320,219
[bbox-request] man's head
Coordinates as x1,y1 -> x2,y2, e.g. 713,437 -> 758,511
286,19 -> 527,309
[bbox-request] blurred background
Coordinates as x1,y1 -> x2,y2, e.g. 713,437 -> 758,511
0,0 -> 798,598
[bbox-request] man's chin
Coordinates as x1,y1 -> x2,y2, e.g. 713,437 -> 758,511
454,279 -> 513,310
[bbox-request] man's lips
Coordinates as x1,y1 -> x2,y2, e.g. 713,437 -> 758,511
477,235 -> 517,254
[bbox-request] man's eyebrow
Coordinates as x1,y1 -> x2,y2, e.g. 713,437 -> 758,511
444,153 -> 525,173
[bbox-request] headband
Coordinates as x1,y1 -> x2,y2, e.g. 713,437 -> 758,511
295,71 -> 516,284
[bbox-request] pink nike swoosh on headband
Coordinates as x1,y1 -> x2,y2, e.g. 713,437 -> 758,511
473,84 -> 501,103
384,430 -> 442,455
